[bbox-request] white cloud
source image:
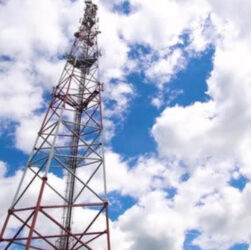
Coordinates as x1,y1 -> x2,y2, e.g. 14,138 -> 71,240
150,1 -> 251,169
98,7 -> 129,82
0,0 -> 70,57
193,184 -> 251,249
152,101 -> 217,161
105,150 -> 186,198
146,49 -> 186,88
151,95 -> 163,109
111,158 -> 251,250
146,0 -> 251,248
117,191 -> 185,250
0,60 -> 44,120
35,58 -> 65,89
103,81 -> 134,118
15,115 -> 43,153
121,0 -> 209,50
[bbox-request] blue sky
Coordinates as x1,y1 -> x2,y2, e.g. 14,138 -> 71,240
1,0 -> 251,249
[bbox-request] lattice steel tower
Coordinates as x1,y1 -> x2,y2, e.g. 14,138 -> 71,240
0,1 -> 111,249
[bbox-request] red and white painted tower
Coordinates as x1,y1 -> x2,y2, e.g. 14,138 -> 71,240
0,1 -> 111,249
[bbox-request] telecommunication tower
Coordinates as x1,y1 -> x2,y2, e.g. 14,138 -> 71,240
0,1 -> 111,249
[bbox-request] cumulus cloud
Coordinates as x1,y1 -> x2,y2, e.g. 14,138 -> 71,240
146,49 -> 187,88
147,0 -> 251,248
151,1 -> 251,171
117,191 -> 185,250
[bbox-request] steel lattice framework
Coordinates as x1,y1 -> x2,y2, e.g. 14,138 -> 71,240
0,1 -> 111,249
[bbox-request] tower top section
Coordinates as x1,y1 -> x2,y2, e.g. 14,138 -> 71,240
83,0 -> 98,28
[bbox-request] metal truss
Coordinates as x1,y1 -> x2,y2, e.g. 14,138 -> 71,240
0,1 -> 111,249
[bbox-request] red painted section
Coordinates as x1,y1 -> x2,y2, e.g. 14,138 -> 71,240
25,177 -> 47,250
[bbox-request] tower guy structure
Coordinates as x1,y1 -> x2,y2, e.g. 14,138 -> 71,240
0,1 -> 111,249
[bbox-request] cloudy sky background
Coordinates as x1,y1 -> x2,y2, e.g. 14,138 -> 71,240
1,0 -> 251,249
